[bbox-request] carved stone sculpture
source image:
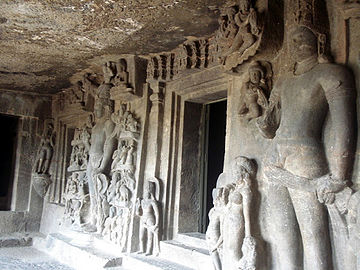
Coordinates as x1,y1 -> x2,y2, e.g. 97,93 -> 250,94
85,69 -> 116,232
63,171 -> 89,227
68,115 -> 93,172
214,0 -> 263,70
257,25 -> 355,270
34,122 -> 55,175
114,59 -> 129,87
136,178 -> 161,256
222,157 -> 256,270
206,187 -> 226,270
32,120 -> 56,197
239,61 -> 272,121
91,105 -> 140,250
207,157 -> 257,270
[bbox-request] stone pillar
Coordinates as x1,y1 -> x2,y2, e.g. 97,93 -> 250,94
146,81 -> 165,179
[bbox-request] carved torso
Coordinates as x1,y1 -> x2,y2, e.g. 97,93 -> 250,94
89,119 -> 112,167
274,63 -> 349,146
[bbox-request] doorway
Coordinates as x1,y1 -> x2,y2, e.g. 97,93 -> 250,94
200,99 -> 227,232
0,114 -> 18,210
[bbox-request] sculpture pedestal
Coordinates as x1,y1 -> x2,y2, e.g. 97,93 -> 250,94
32,173 -> 52,198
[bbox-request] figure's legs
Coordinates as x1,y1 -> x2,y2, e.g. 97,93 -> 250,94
146,229 -> 154,255
225,33 -> 244,56
138,223 -> 145,254
43,159 -> 50,174
37,159 -> 43,173
84,164 -> 97,232
238,33 -> 256,55
289,188 -> 333,270
266,184 -> 302,270
210,250 -> 222,270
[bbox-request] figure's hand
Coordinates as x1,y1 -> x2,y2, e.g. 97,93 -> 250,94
315,174 -> 347,205
93,167 -> 104,175
135,198 -> 141,209
152,225 -> 158,233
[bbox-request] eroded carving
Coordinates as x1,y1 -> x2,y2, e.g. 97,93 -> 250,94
258,24 -> 356,269
207,157 -> 257,270
98,105 -> 140,250
68,115 -> 94,172
110,58 -> 138,100
63,171 -> 89,227
84,70 -> 116,232
147,54 -> 175,82
213,0 -> 263,70
32,120 -> 56,197
239,61 -> 272,121
136,178 -> 161,256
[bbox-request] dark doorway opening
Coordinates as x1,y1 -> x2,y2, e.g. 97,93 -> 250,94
0,114 -> 18,210
200,99 -> 227,232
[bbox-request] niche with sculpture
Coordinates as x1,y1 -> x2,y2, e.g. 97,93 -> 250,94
62,76 -> 141,252
238,61 -> 272,121
32,120 -> 56,198
135,178 -> 161,256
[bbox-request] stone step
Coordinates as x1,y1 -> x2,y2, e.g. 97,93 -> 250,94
159,240 -> 214,270
33,232 -> 123,269
175,232 -> 208,250
122,254 -> 194,270
0,232 -> 33,248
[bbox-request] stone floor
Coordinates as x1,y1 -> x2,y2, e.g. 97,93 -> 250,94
0,246 -> 74,270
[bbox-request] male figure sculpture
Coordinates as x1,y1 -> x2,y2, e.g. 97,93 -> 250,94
34,122 -> 55,174
135,184 -> 160,256
257,26 -> 355,270
85,68 -> 116,232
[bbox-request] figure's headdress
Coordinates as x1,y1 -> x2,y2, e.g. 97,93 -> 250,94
232,156 -> 256,177
287,0 -> 330,62
248,61 -> 265,78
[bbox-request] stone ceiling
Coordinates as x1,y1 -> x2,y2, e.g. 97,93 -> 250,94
0,0 -> 224,94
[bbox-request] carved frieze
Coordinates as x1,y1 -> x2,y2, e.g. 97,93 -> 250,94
63,171 -> 89,227
212,0 -> 264,71
67,115 -> 94,172
147,53 -> 175,82
100,105 -> 140,250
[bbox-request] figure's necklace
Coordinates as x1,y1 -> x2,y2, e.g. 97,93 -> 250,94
293,56 -> 318,75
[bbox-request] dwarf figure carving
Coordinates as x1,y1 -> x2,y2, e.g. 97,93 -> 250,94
239,61 -> 272,121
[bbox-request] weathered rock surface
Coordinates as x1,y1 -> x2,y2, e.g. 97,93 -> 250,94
0,0 -> 223,94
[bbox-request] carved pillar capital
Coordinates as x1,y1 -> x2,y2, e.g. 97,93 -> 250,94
149,81 -> 165,107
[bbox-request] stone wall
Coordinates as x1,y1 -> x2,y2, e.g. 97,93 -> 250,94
0,90 -> 52,233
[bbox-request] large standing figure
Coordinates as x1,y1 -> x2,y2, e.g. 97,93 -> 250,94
257,25 -> 356,270
85,63 -> 116,232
